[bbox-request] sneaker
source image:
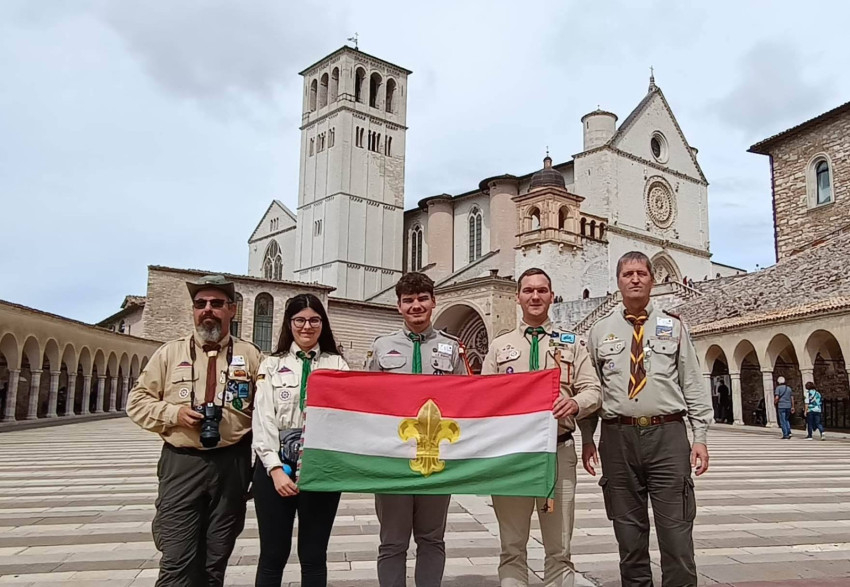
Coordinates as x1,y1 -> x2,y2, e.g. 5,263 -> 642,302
821,433 -> 826,441
806,437 -> 813,440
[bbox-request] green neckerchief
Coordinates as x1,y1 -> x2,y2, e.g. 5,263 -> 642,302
525,326 -> 546,371
407,332 -> 424,374
295,350 -> 316,411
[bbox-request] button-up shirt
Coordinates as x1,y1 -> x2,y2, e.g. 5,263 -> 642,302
365,325 -> 468,375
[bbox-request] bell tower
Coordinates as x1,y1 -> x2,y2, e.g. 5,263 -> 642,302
293,46 -> 412,300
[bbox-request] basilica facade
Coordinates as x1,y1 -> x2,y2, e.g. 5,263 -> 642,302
246,45 -> 741,370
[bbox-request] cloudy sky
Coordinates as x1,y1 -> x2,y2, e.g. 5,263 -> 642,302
2,1 -> 848,323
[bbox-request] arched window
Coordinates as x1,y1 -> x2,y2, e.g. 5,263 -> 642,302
529,207 -> 541,231
598,223 -> 606,239
354,67 -> 366,103
558,207 -> 569,230
262,240 -> 283,281
385,136 -> 393,156
816,160 -> 832,205
309,79 -> 317,111
589,220 -> 596,239
386,79 -> 397,113
410,226 -> 423,271
582,289 -> 590,299
330,67 -> 339,102
580,217 -> 587,236
319,73 -> 328,108
252,293 -> 274,352
468,208 -> 483,262
230,293 -> 243,338
369,72 -> 382,108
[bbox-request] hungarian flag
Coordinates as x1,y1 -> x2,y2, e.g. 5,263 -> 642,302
298,369 -> 559,497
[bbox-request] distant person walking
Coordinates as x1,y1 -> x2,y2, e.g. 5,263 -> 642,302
774,377 -> 795,439
717,380 -> 731,423
804,382 -> 825,441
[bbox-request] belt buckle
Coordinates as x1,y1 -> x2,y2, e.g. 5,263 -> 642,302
637,416 -> 650,428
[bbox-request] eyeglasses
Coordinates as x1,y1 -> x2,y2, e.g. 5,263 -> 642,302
291,317 -> 323,328
193,299 -> 228,310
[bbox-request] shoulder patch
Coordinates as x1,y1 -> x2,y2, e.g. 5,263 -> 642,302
662,310 -> 682,321
438,330 -> 460,342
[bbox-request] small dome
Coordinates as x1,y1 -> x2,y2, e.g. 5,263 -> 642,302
529,156 -> 565,191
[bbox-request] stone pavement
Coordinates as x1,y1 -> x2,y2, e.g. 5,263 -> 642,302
0,420 -> 849,586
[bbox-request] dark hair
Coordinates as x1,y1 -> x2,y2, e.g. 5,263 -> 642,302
516,267 -> 552,292
274,293 -> 339,356
395,272 -> 435,300
616,251 -> 653,276
805,381 -> 816,390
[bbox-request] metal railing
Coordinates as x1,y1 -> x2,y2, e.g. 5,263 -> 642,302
823,399 -> 849,430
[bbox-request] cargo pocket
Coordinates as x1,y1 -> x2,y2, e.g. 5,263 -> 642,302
599,476 -> 615,521
683,476 -> 696,522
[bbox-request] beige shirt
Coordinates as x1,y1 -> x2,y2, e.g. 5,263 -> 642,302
481,320 -> 602,436
126,331 -> 263,449
252,344 -> 349,474
584,302 -> 712,445
365,325 -> 468,375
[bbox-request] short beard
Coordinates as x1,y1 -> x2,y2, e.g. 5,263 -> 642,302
196,320 -> 222,343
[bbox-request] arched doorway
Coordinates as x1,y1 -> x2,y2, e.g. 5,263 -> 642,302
733,340 -> 765,426
805,329 -> 849,430
433,304 -> 489,374
705,345 -> 730,424
766,334 -> 802,430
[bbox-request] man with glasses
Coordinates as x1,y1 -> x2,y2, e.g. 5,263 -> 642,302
127,275 -> 263,587
365,271 -> 469,587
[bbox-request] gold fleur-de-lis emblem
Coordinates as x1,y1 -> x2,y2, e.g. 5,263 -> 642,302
399,399 -> 460,477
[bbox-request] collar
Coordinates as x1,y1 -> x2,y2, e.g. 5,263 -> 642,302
290,342 -> 321,357
403,324 -> 435,340
519,319 -> 553,335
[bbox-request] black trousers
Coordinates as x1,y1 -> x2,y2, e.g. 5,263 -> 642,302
598,420 -> 697,587
252,461 -> 341,587
152,437 -> 252,587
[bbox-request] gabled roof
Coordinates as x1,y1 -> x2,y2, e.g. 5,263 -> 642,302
248,200 -> 297,243
749,100 -> 850,155
608,81 -> 707,184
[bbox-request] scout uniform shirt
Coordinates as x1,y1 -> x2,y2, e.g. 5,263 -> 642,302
481,320 -> 602,436
586,301 -> 713,445
366,326 -> 467,375
252,344 -> 349,474
126,331 -> 263,449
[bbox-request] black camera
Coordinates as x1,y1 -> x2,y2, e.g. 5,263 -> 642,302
279,428 -> 303,473
194,402 -> 223,448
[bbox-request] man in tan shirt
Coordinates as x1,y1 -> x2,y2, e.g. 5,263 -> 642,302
482,268 -> 601,587
127,275 -> 262,587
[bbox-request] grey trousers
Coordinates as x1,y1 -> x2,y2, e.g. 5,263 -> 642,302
152,438 -> 252,587
375,494 -> 452,587
598,420 -> 697,587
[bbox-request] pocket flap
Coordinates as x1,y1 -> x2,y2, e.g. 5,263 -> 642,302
648,339 -> 678,355
430,353 -> 453,372
379,354 -> 407,370
597,341 -> 626,358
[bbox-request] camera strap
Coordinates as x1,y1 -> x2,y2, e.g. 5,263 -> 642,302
189,337 -> 233,408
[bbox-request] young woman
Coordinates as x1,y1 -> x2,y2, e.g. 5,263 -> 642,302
252,293 -> 349,586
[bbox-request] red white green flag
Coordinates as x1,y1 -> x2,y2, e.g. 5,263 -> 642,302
297,369 -> 559,496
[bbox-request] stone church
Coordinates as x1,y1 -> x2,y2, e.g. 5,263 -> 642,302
246,45 -> 741,370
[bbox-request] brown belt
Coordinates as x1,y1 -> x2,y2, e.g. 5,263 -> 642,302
602,412 -> 685,428
557,432 -> 573,443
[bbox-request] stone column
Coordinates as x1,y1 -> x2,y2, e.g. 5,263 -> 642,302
26,370 -> 43,420
761,370 -> 778,428
1,369 -> 20,422
94,375 -> 106,413
81,374 -> 92,415
800,368 -> 815,389
729,372 -> 744,426
108,377 -> 118,412
46,370 -> 61,418
65,372 -> 77,416
122,376 -> 131,411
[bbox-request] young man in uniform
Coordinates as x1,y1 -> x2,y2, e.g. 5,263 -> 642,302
581,251 -> 712,587
127,275 -> 263,586
365,271 -> 468,587
482,267 -> 602,587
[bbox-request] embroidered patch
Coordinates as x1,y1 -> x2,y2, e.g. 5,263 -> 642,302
280,390 -> 291,401
178,387 -> 190,399
256,374 -> 265,381
438,343 -> 453,355
177,361 -> 192,368
231,369 -> 247,378
278,366 -> 292,373
605,333 -> 617,341
230,355 -> 246,366
506,366 -> 514,374
656,325 -> 673,339
387,349 -> 402,356
657,317 -> 674,327
606,360 -> 616,371
560,333 -> 576,344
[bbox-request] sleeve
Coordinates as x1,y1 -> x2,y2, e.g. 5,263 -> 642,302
773,386 -> 779,398
252,358 -> 283,475
453,343 -> 469,375
481,341 -> 498,375
338,356 -> 351,371
578,327 -> 602,445
126,345 -> 181,434
364,339 -> 380,372
678,324 -> 712,445
570,342 -> 602,420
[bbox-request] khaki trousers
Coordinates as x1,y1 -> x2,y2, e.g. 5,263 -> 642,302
492,440 -> 578,587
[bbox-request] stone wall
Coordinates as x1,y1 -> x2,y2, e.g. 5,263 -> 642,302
327,299 -> 399,368
552,297 -> 607,331
766,108 -> 850,261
